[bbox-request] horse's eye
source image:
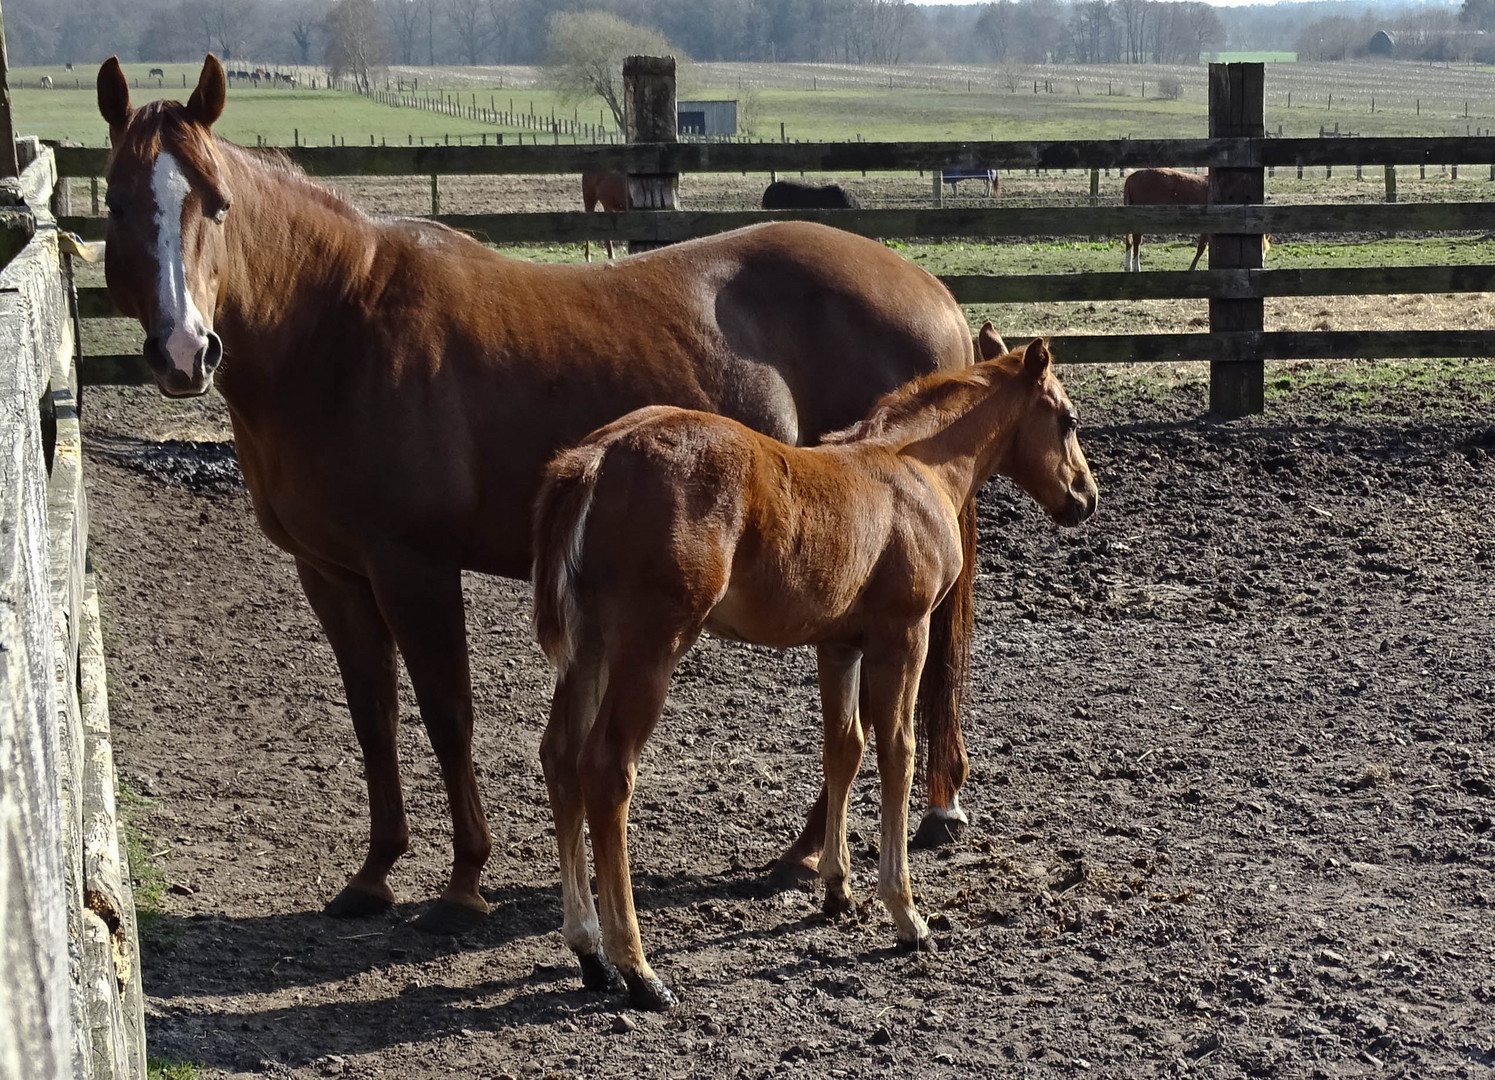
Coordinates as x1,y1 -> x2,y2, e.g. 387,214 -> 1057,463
208,200 -> 230,224
1063,412 -> 1079,435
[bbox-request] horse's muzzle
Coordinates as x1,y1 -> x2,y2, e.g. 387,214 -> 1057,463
1059,483 -> 1098,528
144,331 -> 222,397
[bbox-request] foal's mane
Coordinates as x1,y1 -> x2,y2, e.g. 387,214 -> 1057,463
821,352 -> 1025,446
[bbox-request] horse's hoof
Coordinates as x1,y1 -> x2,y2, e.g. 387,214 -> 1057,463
766,857 -> 819,892
911,809 -> 967,850
822,888 -> 855,918
411,898 -> 489,936
323,884 -> 394,919
897,932 -> 938,955
580,953 -> 627,993
624,972 -> 678,1012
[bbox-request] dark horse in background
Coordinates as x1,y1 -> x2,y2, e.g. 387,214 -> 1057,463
97,55 -> 980,934
761,178 -> 861,209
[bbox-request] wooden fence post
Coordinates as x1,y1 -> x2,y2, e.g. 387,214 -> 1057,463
1207,62 -> 1265,417
1385,164 -> 1397,203
623,55 -> 678,255
0,0 -> 20,179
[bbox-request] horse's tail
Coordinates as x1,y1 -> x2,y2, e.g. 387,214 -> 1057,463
532,441 -> 609,671
917,495 -> 976,812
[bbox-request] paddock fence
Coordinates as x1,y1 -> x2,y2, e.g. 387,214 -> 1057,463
1,139 -> 147,1080
54,64 -> 1495,414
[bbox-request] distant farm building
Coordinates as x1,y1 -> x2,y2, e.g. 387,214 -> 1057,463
1367,30 -> 1396,57
678,100 -> 737,137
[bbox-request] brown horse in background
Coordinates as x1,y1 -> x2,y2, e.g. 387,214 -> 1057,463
581,170 -> 628,261
1122,167 -> 1270,272
96,55 -> 980,934
533,329 -> 1097,1009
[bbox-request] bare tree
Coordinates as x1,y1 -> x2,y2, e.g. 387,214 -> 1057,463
443,0 -> 491,65
545,11 -> 677,129
325,0 -> 387,93
976,1 -> 1012,60
384,0 -> 424,64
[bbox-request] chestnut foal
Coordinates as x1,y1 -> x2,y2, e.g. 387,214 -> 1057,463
532,330 -> 1098,1009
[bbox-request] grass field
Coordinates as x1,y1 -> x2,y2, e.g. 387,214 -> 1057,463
16,58 -> 1495,146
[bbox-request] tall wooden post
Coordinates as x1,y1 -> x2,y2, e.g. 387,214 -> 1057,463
0,0 -> 21,179
623,55 -> 677,255
1207,63 -> 1265,417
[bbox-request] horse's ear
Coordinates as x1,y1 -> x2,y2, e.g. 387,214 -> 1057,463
976,321 -> 1007,361
187,55 -> 227,129
97,56 -> 131,132
1021,338 -> 1052,380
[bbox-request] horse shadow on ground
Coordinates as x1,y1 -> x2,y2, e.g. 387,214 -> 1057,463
142,859 -> 799,1000
143,863 -> 842,1071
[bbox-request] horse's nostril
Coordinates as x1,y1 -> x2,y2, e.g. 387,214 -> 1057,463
199,332 -> 224,373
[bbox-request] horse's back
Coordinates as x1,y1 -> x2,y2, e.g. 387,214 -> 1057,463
1124,167 -> 1208,206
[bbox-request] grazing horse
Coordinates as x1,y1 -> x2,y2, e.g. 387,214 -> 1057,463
1122,167 -> 1270,272
533,329 -> 1097,1009
40,75 -> 53,89
936,168 -> 1000,198
761,179 -> 861,210
95,54 -> 982,934
580,170 -> 628,261
148,67 -> 165,79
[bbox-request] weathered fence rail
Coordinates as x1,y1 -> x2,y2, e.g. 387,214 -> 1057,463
0,139 -> 146,1080
59,63 -> 1495,414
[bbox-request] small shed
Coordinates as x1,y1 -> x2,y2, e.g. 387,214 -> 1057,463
1367,30 -> 1396,57
678,100 -> 737,137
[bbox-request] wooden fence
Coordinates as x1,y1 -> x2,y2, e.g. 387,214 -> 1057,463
55,64 -> 1495,415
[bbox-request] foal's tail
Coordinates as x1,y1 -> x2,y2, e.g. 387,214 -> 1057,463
917,497 -> 975,810
532,442 -> 608,670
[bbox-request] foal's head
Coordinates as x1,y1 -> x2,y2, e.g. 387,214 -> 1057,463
978,324 -> 1098,528
97,55 -> 231,397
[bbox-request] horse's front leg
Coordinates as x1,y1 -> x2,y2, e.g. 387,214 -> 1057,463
297,559 -> 408,917
539,634 -> 623,992
864,620 -> 934,951
816,643 -> 866,917
582,645 -> 680,1010
369,557 -> 491,934
1188,233 -> 1208,271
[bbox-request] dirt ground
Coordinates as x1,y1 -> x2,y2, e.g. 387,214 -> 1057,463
84,351 -> 1495,1079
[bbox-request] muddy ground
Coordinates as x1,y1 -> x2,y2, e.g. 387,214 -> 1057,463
85,357 -> 1495,1080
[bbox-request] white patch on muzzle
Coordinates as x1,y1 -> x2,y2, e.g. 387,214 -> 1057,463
152,152 -> 211,378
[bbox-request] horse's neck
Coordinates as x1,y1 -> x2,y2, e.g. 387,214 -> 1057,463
899,380 -> 1023,506
215,150 -> 376,364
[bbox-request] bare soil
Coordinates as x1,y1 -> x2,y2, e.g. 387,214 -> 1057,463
86,357 -> 1495,1079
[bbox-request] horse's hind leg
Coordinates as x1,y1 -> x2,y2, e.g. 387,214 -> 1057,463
583,639 -> 691,1010
1188,234 -> 1208,271
369,558 -> 492,934
864,620 -> 934,950
816,643 -> 866,917
297,559 -> 407,918
539,634 -> 622,992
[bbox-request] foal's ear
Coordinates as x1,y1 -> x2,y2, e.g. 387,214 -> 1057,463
97,56 -> 132,133
187,55 -> 227,129
1021,338 -> 1052,380
976,321 -> 1008,361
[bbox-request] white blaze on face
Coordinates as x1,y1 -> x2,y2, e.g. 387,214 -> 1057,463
152,152 -> 212,377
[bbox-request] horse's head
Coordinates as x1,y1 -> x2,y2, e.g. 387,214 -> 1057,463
978,324 -> 1098,528
97,55 -> 231,397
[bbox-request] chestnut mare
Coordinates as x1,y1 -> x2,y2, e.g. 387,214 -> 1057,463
581,170 -> 627,261
1121,166 -> 1270,272
97,56 -> 980,934
533,329 -> 1097,1008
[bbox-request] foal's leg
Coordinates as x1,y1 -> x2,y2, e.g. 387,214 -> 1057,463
863,621 -> 934,950
297,559 -> 407,917
368,559 -> 492,933
538,634 -> 621,991
816,644 -> 866,917
1188,234 -> 1208,271
582,642 -> 686,1010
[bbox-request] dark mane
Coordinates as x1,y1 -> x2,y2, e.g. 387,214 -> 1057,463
821,353 -> 1022,446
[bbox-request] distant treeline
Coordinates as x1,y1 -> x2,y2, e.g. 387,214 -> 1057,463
4,0 -> 1474,69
